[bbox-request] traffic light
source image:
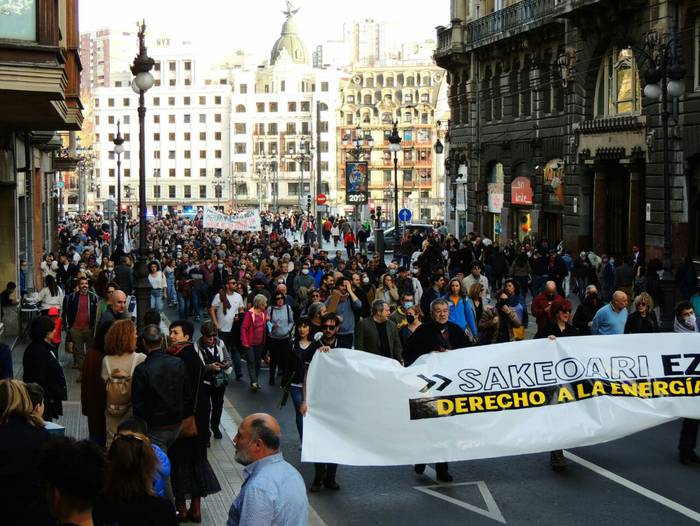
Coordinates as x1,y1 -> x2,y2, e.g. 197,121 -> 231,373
376,206 -> 382,218
306,194 -> 311,211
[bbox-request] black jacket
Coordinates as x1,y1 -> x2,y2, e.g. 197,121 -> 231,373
94,307 -> 128,352
56,262 -> 78,290
572,298 -> 602,336
114,264 -> 134,295
403,321 -> 469,366
132,350 -> 189,428
535,321 -> 578,339
62,290 -> 99,329
22,340 -> 67,420
93,494 -> 176,526
624,310 -> 659,334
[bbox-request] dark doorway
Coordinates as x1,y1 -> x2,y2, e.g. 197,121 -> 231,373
605,162 -> 630,257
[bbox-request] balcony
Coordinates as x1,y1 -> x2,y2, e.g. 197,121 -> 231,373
0,0 -> 83,130
435,0 -> 606,59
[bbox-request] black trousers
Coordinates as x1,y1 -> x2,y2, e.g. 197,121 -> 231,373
209,385 -> 226,432
314,463 -> 338,483
267,337 -> 291,379
679,418 -> 699,452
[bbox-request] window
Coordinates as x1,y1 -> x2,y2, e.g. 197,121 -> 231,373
288,182 -> 300,196
184,132 -> 191,140
321,82 -> 329,92
168,97 -> 175,106
287,123 -> 296,135
199,96 -> 206,105
108,98 -> 114,107
215,186 -> 222,199
169,61 -> 176,71
153,151 -> 160,159
214,114 -> 222,123
234,162 -> 247,172
301,101 -> 310,111
320,121 -> 328,132
695,17 -> 700,90
184,114 -> 191,123
169,168 -> 176,177
199,185 -> 207,198
287,162 -> 297,172
215,96 -> 221,104
184,185 -> 192,198
200,132 -> 206,141
200,168 -> 207,177
384,170 -> 392,182
184,96 -> 190,105
215,132 -> 221,140
301,122 -> 310,134
235,143 -> 246,154
184,60 -> 191,71
492,66 -> 502,120
595,47 -> 641,117
169,133 -> 176,141
235,123 -> 246,134
482,68 -> 493,122
109,168 -> 115,178
268,123 -> 277,135
199,114 -> 206,123
153,133 -> 160,141
200,150 -> 206,159
256,102 -> 265,112
288,102 -> 296,112
215,150 -> 222,158
169,185 -> 176,198
108,184 -> 115,195
153,97 -> 160,106
168,115 -> 175,124
184,150 -> 191,159
236,183 -> 248,196
123,116 -> 130,124
520,65 -> 531,117
321,161 -> 329,171
240,84 -> 248,94
281,80 -> 286,92
269,102 -> 278,112
236,104 -> 246,113
153,186 -> 161,198
169,150 -> 175,159
185,168 -> 191,177
122,98 -> 130,107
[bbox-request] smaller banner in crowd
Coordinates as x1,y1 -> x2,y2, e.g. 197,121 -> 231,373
301,334 -> 700,466
202,207 -> 261,232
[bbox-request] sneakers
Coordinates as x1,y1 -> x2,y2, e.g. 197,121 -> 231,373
414,464 -> 426,475
212,428 -> 223,440
250,383 -> 260,392
436,470 -> 453,482
679,450 -> 700,465
550,450 -> 568,471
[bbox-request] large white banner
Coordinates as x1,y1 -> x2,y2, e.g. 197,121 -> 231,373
202,207 -> 261,232
301,334 -> 700,466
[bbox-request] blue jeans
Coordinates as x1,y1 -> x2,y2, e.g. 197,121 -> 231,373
177,292 -> 191,319
192,285 -> 207,318
289,385 -> 304,440
150,288 -> 163,310
245,345 -> 265,385
166,277 -> 177,304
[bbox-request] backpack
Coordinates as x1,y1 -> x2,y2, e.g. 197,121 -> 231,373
105,354 -> 138,417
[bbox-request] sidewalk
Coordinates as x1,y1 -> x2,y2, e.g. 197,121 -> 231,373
10,335 -> 324,525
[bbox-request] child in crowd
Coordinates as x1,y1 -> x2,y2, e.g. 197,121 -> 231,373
117,417 -> 171,498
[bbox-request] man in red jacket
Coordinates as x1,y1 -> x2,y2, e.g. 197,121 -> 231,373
531,280 -> 563,330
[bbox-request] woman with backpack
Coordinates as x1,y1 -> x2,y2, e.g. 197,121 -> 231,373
101,319 -> 146,448
266,292 -> 295,385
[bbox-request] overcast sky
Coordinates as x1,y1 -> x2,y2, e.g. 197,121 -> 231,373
80,0 -> 447,59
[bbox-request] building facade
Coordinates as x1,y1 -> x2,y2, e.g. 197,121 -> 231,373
435,0 -> 700,265
90,7 -> 343,216
0,0 -> 83,320
337,64 -> 450,222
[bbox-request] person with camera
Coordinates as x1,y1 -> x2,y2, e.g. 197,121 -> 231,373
195,321 -> 232,441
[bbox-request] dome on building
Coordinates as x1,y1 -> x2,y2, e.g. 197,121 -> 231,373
270,2 -> 308,66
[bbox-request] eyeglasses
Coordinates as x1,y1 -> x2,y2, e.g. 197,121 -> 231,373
323,324 -> 337,330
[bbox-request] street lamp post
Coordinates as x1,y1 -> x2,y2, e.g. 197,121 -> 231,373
215,168 -> 222,209
112,122 -> 125,247
640,30 -> 685,330
388,121 -> 402,234
153,168 -> 160,216
130,20 -> 155,331
341,124 -> 374,231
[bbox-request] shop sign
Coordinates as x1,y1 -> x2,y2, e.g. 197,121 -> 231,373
544,159 -> 565,206
487,162 -> 504,213
511,176 -> 533,205
345,161 -> 369,205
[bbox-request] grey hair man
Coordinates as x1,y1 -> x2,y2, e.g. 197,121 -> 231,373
354,299 -> 402,361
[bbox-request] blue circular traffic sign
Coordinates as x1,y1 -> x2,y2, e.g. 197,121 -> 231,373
398,208 -> 412,222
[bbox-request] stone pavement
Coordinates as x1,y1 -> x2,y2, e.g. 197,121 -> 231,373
8,334 -> 325,526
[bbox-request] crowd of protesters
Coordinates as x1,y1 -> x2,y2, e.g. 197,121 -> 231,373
0,207 -> 699,524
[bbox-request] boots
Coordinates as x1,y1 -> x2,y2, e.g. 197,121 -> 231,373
550,450 -> 568,471
175,499 -> 188,523
188,497 -> 202,523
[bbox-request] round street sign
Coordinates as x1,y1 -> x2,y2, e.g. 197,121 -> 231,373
56,180 -> 65,189
398,208 -> 412,222
316,194 -> 327,205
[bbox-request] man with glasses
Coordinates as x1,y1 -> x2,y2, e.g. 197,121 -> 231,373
673,301 -> 699,465
403,298 -> 470,482
591,290 -> 628,336
210,278 -> 245,381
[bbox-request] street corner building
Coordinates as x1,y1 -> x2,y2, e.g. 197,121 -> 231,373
0,1 -> 83,335
434,0 -> 700,263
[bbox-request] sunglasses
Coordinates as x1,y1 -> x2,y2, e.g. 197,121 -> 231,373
275,296 -> 284,300
323,324 -> 337,330
638,302 -> 646,307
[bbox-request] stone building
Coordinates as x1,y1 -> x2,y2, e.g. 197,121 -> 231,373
435,0 -> 700,264
0,0 -> 83,308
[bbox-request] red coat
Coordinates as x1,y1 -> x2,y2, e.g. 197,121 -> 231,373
240,309 -> 268,348
531,293 -> 564,329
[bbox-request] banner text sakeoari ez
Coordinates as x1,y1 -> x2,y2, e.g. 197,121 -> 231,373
409,352 -> 700,420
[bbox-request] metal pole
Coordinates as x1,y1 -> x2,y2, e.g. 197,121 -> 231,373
316,102 -> 323,229
117,153 -> 122,246
393,151 -> 399,231
661,65 -> 671,274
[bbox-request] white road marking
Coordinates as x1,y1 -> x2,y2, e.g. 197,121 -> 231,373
416,466 -> 506,523
564,451 -> 700,523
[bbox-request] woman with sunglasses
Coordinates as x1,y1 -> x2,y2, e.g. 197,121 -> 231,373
534,298 -> 577,471
266,293 -> 295,385
624,292 -> 659,334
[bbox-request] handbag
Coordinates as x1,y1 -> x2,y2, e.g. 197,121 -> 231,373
512,326 -> 525,341
179,364 -> 202,438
